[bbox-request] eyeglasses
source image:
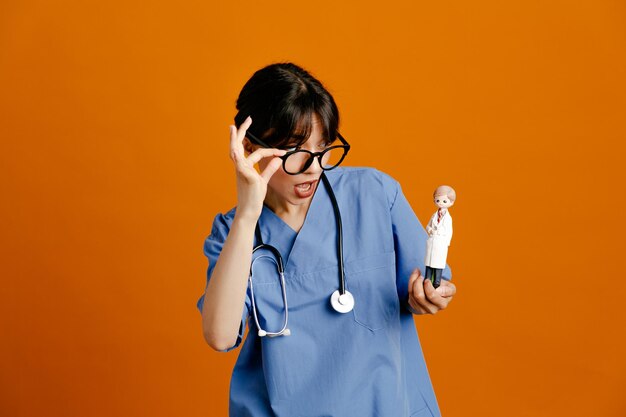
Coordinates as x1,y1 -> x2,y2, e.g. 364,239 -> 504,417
245,130 -> 351,175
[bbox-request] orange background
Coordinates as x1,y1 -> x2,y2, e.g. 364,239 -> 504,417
1,1 -> 625,416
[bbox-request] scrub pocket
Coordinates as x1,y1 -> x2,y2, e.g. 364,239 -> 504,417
410,405 -> 435,417
346,251 -> 399,331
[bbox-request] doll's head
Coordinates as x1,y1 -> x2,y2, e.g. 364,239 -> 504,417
433,185 -> 456,209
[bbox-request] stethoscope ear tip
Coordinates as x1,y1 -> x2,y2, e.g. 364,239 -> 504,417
258,328 -> 291,337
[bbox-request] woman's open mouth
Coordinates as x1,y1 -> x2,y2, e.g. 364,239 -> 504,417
294,179 -> 318,198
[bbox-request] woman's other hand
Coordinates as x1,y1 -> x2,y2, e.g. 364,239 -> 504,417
406,268 -> 456,315
229,116 -> 286,221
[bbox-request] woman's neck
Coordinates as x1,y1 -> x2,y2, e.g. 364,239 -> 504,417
264,189 -> 312,231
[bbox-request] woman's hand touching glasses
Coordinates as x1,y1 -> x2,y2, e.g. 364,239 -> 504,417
229,116 -> 286,222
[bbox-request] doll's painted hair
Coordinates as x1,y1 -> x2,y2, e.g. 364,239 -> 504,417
434,185 -> 456,202
234,62 -> 340,149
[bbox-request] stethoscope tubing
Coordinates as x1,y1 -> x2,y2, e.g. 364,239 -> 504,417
249,254 -> 290,337
249,171 -> 350,337
321,172 -> 346,295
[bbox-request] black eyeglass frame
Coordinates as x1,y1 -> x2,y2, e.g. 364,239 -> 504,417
245,130 -> 351,175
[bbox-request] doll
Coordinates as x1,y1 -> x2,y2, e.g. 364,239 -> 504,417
425,185 -> 456,288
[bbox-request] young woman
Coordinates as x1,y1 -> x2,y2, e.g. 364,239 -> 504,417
197,62 -> 457,417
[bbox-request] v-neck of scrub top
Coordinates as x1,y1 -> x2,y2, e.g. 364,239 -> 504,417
257,172 -> 335,274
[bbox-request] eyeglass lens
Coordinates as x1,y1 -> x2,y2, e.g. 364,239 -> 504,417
284,147 -> 347,174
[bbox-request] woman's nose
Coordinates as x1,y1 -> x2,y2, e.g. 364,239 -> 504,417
303,155 -> 323,174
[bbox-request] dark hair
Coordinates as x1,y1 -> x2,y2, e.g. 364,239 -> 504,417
234,62 -> 340,149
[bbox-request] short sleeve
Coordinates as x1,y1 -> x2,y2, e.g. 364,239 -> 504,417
377,171 -> 453,312
196,212 -> 251,352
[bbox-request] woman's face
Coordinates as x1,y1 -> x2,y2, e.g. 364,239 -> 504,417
251,114 -> 329,208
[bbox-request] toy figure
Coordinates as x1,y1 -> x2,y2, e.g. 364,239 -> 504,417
425,185 -> 456,288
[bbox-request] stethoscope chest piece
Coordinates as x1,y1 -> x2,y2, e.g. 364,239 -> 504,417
330,289 -> 354,313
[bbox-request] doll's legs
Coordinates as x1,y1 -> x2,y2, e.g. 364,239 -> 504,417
425,266 -> 433,282
425,266 -> 442,289
433,268 -> 442,288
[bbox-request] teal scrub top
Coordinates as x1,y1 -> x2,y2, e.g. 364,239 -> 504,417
197,166 -> 452,417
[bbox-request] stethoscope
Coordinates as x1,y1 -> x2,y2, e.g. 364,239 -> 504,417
248,172 -> 355,338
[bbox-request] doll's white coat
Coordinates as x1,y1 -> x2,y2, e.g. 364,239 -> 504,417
425,210 -> 453,269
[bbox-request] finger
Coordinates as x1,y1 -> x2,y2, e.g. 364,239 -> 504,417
412,274 -> 439,314
407,295 -> 426,315
248,148 -> 287,165
423,279 -> 449,310
259,157 -> 284,183
229,125 -> 245,163
435,280 -> 457,298
407,270 -> 425,314
236,115 -> 253,144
